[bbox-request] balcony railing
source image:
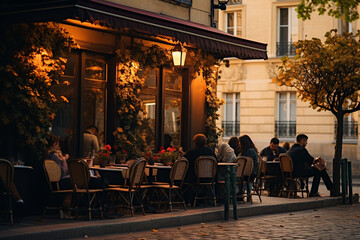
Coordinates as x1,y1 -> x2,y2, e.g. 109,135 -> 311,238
222,121 -> 240,137
335,121 -> 358,139
275,121 -> 296,139
276,42 -> 296,56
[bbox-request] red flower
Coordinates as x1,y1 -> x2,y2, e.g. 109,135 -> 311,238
122,149 -> 127,154
98,152 -> 102,155
113,146 -> 118,150
104,144 -> 111,151
160,149 -> 165,154
153,156 -> 159,160
103,153 -> 109,157
160,146 -> 164,151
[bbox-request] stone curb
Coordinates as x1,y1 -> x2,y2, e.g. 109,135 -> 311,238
0,197 -> 345,240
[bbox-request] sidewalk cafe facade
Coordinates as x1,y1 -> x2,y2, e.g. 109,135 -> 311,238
0,0 -> 267,213
1,0 -> 267,158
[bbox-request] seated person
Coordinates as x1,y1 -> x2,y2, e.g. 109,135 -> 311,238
228,136 -> 241,156
184,134 -> 217,184
47,135 -> 103,218
260,137 -> 286,162
217,142 -> 236,181
239,135 -> 258,180
287,134 -> 333,197
83,125 -> 100,158
163,133 -> 173,150
259,137 -> 285,196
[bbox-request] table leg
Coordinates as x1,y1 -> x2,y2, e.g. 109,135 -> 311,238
231,166 -> 238,220
224,166 -> 230,221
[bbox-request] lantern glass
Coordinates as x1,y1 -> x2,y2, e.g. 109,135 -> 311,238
172,44 -> 186,67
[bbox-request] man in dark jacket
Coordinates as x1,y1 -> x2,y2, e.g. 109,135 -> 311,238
184,134 -> 216,184
287,134 -> 333,197
260,137 -> 287,162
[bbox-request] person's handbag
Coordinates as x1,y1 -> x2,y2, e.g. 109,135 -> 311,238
313,157 -> 326,171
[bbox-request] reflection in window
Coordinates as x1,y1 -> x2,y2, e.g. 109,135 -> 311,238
144,69 -> 157,88
84,87 -> 105,137
164,71 -> 182,91
140,94 -> 156,149
164,97 -> 181,147
85,58 -> 106,81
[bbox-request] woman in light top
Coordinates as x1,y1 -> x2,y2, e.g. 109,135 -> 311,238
217,142 -> 236,181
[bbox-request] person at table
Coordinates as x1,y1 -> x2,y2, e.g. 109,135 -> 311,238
259,137 -> 285,196
287,134 -> 333,197
239,135 -> 258,180
217,142 -> 236,181
47,134 -> 103,218
83,125 -> 100,157
260,137 -> 286,162
228,136 -> 241,156
282,141 -> 290,151
184,134 -> 217,184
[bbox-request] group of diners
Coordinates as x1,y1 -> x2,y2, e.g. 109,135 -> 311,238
46,131 -> 334,219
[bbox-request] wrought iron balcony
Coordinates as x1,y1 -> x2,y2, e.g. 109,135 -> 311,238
335,121 -> 358,139
275,121 -> 296,139
222,121 -> 240,137
276,42 -> 296,56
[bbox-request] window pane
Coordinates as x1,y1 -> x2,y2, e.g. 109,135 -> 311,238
279,26 -> 288,42
227,12 -> 234,34
164,97 -> 181,147
225,93 -> 234,121
235,93 -> 240,121
279,101 -> 287,121
280,8 -> 288,25
145,69 -> 157,88
236,11 -> 242,37
164,71 -> 182,91
140,94 -> 156,149
85,58 -> 106,81
83,85 -> 105,143
290,7 -> 298,42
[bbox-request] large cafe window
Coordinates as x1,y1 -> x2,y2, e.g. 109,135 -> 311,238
83,54 -> 107,148
140,68 -> 182,150
51,52 -> 108,155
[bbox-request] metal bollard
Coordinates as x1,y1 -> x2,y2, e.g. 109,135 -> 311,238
224,166 -> 230,220
348,161 -> 353,204
341,159 -> 347,204
231,166 -> 238,220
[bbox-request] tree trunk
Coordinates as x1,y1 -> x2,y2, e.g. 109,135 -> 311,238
333,113 -> 344,196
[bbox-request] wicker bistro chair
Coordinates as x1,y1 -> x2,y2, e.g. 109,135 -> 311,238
236,156 -> 254,203
279,153 -> 309,198
105,158 -> 148,216
258,159 -> 278,196
230,156 -> 247,203
67,159 -> 104,220
150,157 -> 189,211
251,159 -> 263,203
43,160 -> 73,217
0,159 -> 14,224
193,156 -> 217,207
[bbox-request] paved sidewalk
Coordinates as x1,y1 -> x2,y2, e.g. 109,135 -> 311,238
0,192 -> 352,240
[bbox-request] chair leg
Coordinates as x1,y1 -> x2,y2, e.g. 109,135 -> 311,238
8,193 -> 13,225
168,189 -> 173,212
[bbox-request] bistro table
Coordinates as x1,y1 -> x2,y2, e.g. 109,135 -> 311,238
218,162 -> 238,220
89,165 -> 128,172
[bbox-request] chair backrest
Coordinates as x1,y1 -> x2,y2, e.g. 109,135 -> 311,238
67,159 -> 90,191
240,156 -> 253,178
0,159 -> 14,190
122,159 -> 137,179
128,158 -> 146,189
234,156 -> 247,178
43,159 -> 62,192
195,156 -> 217,180
169,157 -> 189,187
279,153 -> 293,178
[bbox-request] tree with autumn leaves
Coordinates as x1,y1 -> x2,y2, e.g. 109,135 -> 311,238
275,29 -> 360,195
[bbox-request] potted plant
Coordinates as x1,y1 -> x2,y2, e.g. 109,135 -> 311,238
97,144 -> 112,167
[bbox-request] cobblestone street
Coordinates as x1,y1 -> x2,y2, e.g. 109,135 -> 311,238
70,203 -> 360,240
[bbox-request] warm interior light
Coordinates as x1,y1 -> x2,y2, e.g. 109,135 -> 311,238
172,43 -> 187,67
